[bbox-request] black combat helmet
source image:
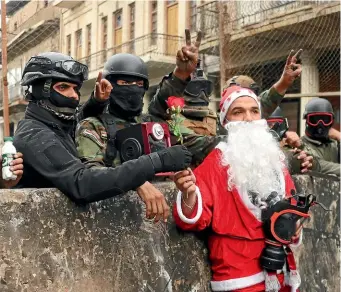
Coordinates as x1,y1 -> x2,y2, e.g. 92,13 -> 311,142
21,52 -> 88,86
269,107 -> 284,119
103,53 -> 149,90
303,98 -> 334,119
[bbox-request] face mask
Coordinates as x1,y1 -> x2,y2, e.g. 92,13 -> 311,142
49,89 -> 80,109
306,124 -> 331,141
109,85 -> 145,118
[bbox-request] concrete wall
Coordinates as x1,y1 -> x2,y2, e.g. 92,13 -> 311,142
0,175 -> 339,292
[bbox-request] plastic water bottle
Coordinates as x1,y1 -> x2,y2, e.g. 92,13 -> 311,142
2,137 -> 17,181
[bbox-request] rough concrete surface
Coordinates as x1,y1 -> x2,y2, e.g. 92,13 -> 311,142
0,175 -> 339,292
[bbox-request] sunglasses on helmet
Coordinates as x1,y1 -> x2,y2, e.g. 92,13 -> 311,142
24,57 -> 89,81
306,113 -> 333,127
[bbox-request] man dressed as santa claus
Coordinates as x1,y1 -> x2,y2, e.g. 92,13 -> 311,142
173,85 -> 302,292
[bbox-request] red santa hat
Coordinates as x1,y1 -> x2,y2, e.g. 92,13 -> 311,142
219,85 -> 261,126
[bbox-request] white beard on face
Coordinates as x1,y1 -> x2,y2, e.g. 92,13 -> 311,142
221,119 -> 287,202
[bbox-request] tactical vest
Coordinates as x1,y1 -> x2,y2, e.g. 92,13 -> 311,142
98,113 -> 163,167
97,113 -> 118,167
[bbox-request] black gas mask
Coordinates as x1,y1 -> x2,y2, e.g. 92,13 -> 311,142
267,118 -> 289,142
184,60 -> 214,106
260,190 -> 329,271
107,76 -> 146,119
305,113 -> 334,141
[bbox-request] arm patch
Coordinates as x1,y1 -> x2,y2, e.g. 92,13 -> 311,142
81,129 -> 105,148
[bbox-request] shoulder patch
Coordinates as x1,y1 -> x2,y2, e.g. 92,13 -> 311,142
82,129 -> 105,148
100,131 -> 107,139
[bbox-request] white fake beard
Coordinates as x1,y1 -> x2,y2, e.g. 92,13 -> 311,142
221,119 -> 287,201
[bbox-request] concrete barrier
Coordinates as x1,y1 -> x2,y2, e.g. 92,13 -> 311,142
0,175 -> 339,292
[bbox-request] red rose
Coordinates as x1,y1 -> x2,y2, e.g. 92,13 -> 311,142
166,96 -> 185,109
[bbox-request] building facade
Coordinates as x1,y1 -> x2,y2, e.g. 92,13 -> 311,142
55,0 -> 220,112
197,0 -> 340,134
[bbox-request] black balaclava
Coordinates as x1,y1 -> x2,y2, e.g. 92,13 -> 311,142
306,122 -> 332,142
107,75 -> 146,120
30,79 -> 80,119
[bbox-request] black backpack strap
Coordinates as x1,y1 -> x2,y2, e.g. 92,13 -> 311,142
97,113 -> 117,167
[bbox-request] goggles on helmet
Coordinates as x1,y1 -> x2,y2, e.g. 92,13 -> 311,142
306,113 -> 333,127
24,56 -> 89,81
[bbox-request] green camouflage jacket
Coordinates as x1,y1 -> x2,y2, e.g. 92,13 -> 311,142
148,73 -> 285,166
75,114 -> 151,167
301,135 -> 340,177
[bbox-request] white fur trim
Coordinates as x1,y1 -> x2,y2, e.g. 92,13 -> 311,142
290,229 -> 303,248
215,141 -> 228,152
211,271 -> 283,291
211,272 -> 265,291
219,89 -> 261,126
176,186 -> 203,224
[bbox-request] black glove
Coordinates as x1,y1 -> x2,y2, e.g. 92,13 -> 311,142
148,145 -> 192,173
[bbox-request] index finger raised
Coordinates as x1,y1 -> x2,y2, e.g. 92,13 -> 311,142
96,71 -> 103,83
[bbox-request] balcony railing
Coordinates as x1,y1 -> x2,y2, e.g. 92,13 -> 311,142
196,0 -> 336,41
78,33 -> 183,73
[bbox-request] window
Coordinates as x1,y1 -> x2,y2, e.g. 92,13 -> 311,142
167,0 -> 177,5
189,1 -> 197,31
151,1 -> 157,45
14,22 -> 18,30
115,11 -> 122,29
102,16 -> 108,62
44,0 -> 48,8
129,3 -> 135,53
66,34 -> 71,56
86,24 -> 92,67
75,29 -> 82,59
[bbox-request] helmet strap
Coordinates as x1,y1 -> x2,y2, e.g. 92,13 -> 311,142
42,79 -> 52,98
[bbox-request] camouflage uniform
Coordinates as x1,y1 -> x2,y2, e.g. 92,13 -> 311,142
76,114 -> 152,167
148,73 -> 285,166
301,135 -> 340,177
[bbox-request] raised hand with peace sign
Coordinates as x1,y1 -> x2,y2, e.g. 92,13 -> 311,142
274,49 -> 303,95
174,29 -> 203,80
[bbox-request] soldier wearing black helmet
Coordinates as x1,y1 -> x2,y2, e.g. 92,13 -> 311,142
266,106 -> 319,175
14,52 -> 192,206
300,98 -> 340,177
75,51 -> 195,222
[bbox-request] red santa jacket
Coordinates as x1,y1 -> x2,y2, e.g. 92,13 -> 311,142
173,143 -> 298,292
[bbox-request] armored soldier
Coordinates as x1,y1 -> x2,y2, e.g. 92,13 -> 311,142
14,52 -> 192,209
75,44 -> 198,221
300,98 -> 340,177
149,38 -> 303,165
266,106 -> 318,175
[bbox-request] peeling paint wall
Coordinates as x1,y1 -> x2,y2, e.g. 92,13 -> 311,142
0,176 -> 339,292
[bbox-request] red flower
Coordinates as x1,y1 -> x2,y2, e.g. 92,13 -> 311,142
166,96 -> 185,109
